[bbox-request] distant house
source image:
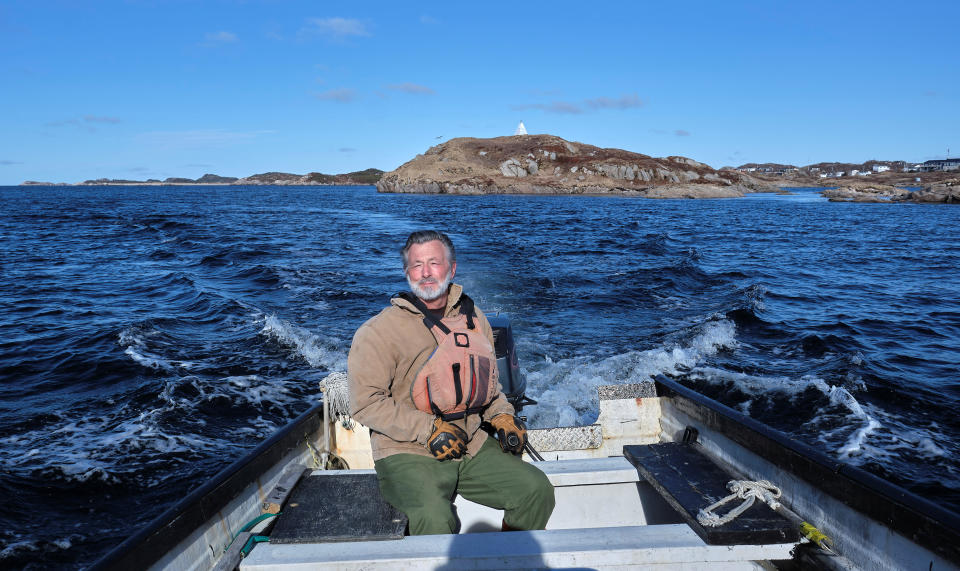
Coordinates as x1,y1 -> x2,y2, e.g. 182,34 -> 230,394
872,165 -> 890,173
918,158 -> 960,172
850,169 -> 860,176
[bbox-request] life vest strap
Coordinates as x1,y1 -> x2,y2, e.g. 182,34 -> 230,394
394,291 -> 478,332
438,403 -> 489,422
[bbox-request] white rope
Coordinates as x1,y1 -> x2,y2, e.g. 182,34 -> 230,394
697,480 -> 782,527
318,372 -> 355,429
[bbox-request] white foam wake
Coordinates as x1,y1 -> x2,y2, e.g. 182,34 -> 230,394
259,315 -> 347,371
684,365 -> 935,467
523,319 -> 739,428
118,324 -> 195,370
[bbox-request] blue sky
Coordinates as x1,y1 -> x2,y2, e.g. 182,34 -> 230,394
1,0 -> 957,185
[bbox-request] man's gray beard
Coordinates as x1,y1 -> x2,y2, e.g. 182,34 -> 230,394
407,270 -> 452,302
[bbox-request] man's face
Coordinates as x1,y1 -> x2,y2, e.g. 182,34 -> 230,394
405,240 -> 456,302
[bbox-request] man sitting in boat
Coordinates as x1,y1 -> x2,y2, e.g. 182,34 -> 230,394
347,230 -> 555,535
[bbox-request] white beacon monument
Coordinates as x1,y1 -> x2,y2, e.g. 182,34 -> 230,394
514,121 -> 527,136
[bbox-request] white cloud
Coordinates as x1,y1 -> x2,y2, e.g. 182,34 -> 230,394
84,115 -> 122,124
585,94 -> 644,110
0,160 -> 23,165
511,101 -> 583,115
315,88 -> 358,103
675,129 -> 691,137
203,31 -> 238,46
386,83 -> 435,95
420,14 -> 440,25
339,147 -> 357,153
303,17 -> 370,39
512,93 -> 644,115
43,115 -> 122,131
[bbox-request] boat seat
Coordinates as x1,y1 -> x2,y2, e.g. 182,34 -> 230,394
624,442 -> 800,545
269,470 -> 407,543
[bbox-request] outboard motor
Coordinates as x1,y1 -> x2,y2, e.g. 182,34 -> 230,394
488,314 -> 536,412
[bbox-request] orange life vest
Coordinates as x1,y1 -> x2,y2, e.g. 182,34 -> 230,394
398,292 -> 500,421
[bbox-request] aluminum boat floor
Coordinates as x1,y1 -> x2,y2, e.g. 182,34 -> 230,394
241,524 -> 796,570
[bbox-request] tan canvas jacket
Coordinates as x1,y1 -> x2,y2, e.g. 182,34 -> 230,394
347,283 -> 515,461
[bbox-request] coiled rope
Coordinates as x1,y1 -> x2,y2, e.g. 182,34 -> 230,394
319,371 -> 354,428
697,480 -> 782,527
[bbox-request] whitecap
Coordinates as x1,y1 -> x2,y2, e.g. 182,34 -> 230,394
259,314 -> 347,370
524,319 -> 739,427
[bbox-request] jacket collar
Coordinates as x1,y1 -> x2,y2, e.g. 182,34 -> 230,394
392,283 -> 463,317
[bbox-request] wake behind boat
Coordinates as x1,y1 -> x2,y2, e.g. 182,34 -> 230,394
93,319 -> 960,571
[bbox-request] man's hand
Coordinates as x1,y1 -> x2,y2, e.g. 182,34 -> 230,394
427,418 -> 468,460
489,414 -> 527,454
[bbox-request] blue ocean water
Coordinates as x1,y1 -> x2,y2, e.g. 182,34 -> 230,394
1,185 -> 958,568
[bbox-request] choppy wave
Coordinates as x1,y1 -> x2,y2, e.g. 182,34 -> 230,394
259,314 -> 347,370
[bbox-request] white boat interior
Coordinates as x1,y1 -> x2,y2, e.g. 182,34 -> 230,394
92,376 -> 960,571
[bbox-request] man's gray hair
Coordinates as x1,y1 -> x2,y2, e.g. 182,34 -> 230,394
401,230 -> 456,269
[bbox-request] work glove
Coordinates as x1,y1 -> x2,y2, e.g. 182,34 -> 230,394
489,414 -> 527,455
427,417 -> 468,460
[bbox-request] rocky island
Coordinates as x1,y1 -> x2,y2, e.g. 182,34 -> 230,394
376,134 -> 777,198
822,179 -> 959,203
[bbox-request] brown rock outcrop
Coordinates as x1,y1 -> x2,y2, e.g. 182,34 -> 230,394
910,179 -> 960,203
821,182 -> 911,203
821,179 -> 960,204
377,134 -> 777,198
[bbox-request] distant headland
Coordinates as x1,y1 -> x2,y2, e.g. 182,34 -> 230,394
376,134 -> 778,199
20,168 -> 384,187
374,134 -> 957,202
19,134 -> 959,202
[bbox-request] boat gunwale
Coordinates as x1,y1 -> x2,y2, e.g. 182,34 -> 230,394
654,374 -> 960,565
90,402 -> 324,571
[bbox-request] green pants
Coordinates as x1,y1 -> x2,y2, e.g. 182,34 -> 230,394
374,437 -> 555,535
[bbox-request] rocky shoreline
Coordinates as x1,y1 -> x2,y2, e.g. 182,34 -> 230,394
376,134 -> 778,199
21,169 -> 384,187
821,179 -> 959,203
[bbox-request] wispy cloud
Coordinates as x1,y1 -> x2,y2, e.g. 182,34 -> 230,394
0,160 -> 23,166
511,101 -> 584,114
84,115 -> 122,124
137,129 -> 274,148
44,115 -> 122,131
512,93 -> 643,115
339,147 -> 357,153
202,31 -> 238,46
526,88 -> 563,97
420,14 -> 440,25
315,88 -> 358,103
386,82 -> 435,95
922,90 -> 938,97
675,129 -> 691,137
302,17 -> 370,40
585,94 -> 644,110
